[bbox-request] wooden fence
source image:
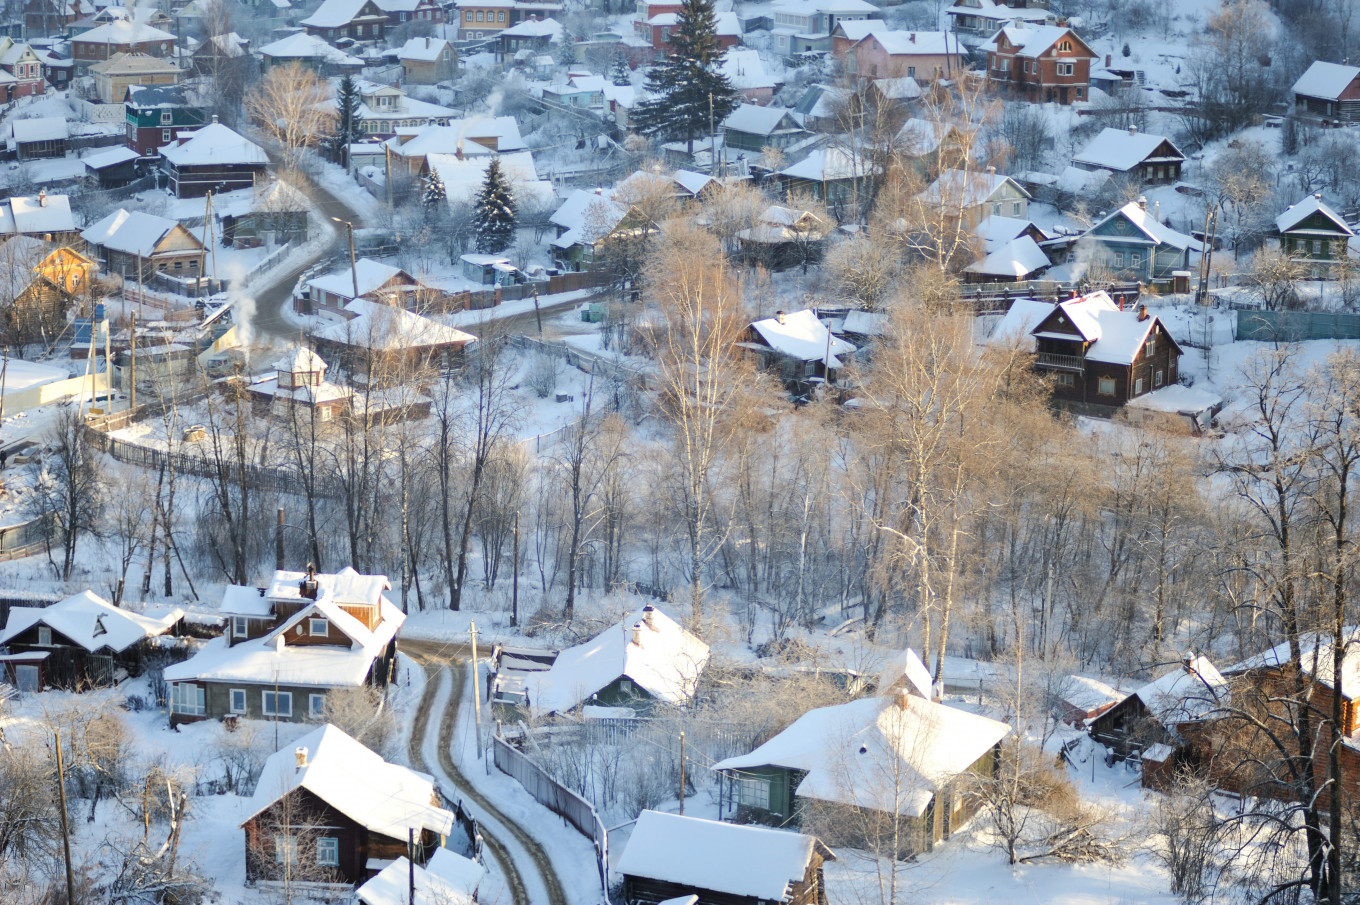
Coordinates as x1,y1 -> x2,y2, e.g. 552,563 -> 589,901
491,736 -> 609,896
0,512 -> 59,563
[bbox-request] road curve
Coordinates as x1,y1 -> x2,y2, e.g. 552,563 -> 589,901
402,638 -> 570,905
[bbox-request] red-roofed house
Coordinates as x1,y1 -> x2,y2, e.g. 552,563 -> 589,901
984,22 -> 1096,104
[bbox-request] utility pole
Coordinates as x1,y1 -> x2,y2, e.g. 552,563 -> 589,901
470,622 -> 483,759
54,729 -> 76,905
531,284 -> 542,336
276,507 -> 285,571
129,312 -> 136,412
333,217 -> 359,300
408,827 -> 416,905
385,143 -> 394,209
678,731 -> 686,816
708,92 -> 716,179
510,511 -> 520,628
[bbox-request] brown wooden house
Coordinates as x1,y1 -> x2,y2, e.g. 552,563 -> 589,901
619,811 -> 833,905
246,345 -> 354,422
0,590 -> 183,691
1087,655 -> 1225,760
994,292 -> 1184,409
0,236 -> 95,347
983,23 -> 1096,104
242,724 -> 454,887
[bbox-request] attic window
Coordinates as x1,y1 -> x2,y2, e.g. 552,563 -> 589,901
1058,39 -> 1072,52
37,626 -> 52,646
309,617 -> 329,637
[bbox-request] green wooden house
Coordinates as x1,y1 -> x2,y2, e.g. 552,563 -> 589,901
125,85 -> 206,157
1276,193 -> 1355,277
1079,198 -> 1199,283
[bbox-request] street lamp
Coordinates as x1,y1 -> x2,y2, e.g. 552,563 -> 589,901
332,217 -> 358,301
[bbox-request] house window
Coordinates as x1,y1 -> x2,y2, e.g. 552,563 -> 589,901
37,626 -> 51,646
162,128 -> 171,141
465,9 -> 472,19
1113,252 -> 1125,267
737,776 -> 772,809
1313,239 -> 1323,256
263,691 -> 292,717
1154,369 -> 1164,387
310,693 -> 326,718
1076,87 -> 1083,98
229,688 -> 247,713
160,111 -> 171,125
1055,372 -> 1075,388
1132,253 -> 1143,270
1134,377 -> 1145,395
1097,377 -> 1116,396
170,683 -> 205,715
1011,201 -> 1022,216
992,203 -> 1001,216
476,10 -> 483,19
232,616 -> 248,638
309,617 -> 329,636
274,834 -> 298,864
1058,39 -> 1072,52
316,837 -> 339,866
1145,337 -> 1156,357
907,65 -> 915,78
1057,63 -> 1073,76
498,10 -> 504,19
174,261 -> 183,271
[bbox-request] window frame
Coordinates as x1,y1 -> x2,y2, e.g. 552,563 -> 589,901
263,690 -> 293,717
737,776 -> 772,810
1097,376 -> 1117,396
308,617 -> 329,637
229,688 -> 247,713
316,836 -> 340,866
274,834 -> 298,864
37,625 -> 52,646
309,693 -> 327,718
232,616 -> 248,638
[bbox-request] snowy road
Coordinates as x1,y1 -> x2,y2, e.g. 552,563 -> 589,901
404,639 -> 599,905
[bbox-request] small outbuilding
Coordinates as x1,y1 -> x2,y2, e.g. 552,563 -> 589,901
1088,655 -> 1225,759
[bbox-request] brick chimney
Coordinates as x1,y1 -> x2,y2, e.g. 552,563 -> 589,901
1128,125 -> 1138,135
630,622 -> 645,646
642,604 -> 656,628
776,310 -> 786,324
295,747 -> 308,771
1138,304 -> 1150,321
300,563 -> 318,599
1137,195 -> 1147,211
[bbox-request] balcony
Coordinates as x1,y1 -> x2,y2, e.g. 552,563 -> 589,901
1035,352 -> 1086,372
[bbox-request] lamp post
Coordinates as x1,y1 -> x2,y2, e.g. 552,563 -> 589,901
332,217 -> 359,301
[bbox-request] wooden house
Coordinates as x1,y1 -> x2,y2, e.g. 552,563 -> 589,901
258,32 -> 364,75
70,19 -> 176,62
619,811 -> 833,905
246,345 -> 354,421
0,38 -> 49,97
992,292 -> 1183,408
722,103 -> 807,154
1077,198 -> 1199,282
1072,126 -> 1185,186
1088,655 -> 1225,759
1275,193 -> 1355,278
0,236 -> 95,343
777,146 -> 878,214
916,166 -> 1030,230
159,121 -> 269,198
241,724 -> 454,886
80,208 -> 205,283
89,52 -> 180,104
301,0 -> 389,42
124,85 -> 206,157
11,116 -> 66,159
1292,60 -> 1360,123
0,192 -> 78,243
0,590 -> 183,691
398,36 -> 455,84
164,566 -> 403,725
83,144 -> 139,186
548,187 -> 632,272
713,650 -> 1009,857
374,0 -> 446,27
301,258 -> 428,314
453,0 -> 515,39
739,307 -> 854,387
23,0 -> 85,37
519,605 -> 709,717
983,22 -> 1095,104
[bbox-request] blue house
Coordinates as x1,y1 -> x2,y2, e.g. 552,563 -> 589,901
1078,198 -> 1199,282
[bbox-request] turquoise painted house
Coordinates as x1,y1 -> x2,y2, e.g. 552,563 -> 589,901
1079,198 -> 1199,282
1276,193 -> 1355,277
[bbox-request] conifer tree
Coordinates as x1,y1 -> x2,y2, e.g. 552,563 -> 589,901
423,169 -> 447,207
632,0 -> 737,154
333,75 -> 363,168
610,55 -> 632,86
556,33 -> 578,67
473,158 -> 517,253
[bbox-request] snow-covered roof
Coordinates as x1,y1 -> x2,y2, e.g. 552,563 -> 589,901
1227,630 -> 1360,700
860,29 -> 953,55
1292,60 -> 1360,101
302,0 -> 384,27
160,122 -> 268,167
780,145 -> 877,182
831,19 -> 880,41
672,169 -> 713,196
945,0 -> 1048,23
1072,127 -> 1185,173
1276,193 -> 1355,236
1057,164 -> 1109,194
981,22 -> 1080,57
313,298 -> 476,351
12,117 -> 68,143
718,48 -> 776,90
618,811 -> 830,901
524,606 -> 710,715
0,193 -> 76,235
1061,675 -> 1125,714
164,594 -> 404,687
894,117 -> 961,156
258,31 -> 362,65
877,648 -> 933,699
975,214 -> 1044,249
1087,200 -> 1199,252
499,16 -> 562,37
841,309 -> 886,336
357,850 -> 484,905
265,566 -> 391,608
398,36 -> 451,61
550,188 -> 627,248
713,692 -> 1010,816
220,585 -> 273,618
723,102 -> 799,135
73,19 -> 175,45
83,145 -> 140,170
918,167 -> 1029,209
988,296 -> 1062,347
965,235 -> 1049,278
750,308 -> 855,367
872,76 -> 921,100
0,590 -> 183,653
390,116 -> 527,157
771,0 -> 878,15
426,149 -> 555,209
273,344 -> 328,374
1125,383 -> 1223,417
81,208 -> 183,256
243,724 -> 453,839
90,51 -> 180,73
308,258 -> 419,302
1128,656 -> 1225,724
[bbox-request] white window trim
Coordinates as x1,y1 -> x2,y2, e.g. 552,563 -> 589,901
309,617 -> 329,637
263,690 -> 292,717
232,616 -> 248,638
316,836 -> 340,866
309,693 -> 326,718
229,688 -> 247,713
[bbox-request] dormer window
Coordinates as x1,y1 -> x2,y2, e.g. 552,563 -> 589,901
37,626 -> 51,646
309,617 -> 329,637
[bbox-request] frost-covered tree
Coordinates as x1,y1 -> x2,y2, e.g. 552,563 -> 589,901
473,157 -> 517,254
610,54 -> 632,86
632,0 -> 738,154
423,169 -> 447,207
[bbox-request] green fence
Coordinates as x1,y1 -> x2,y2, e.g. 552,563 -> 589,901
1236,309 -> 1360,341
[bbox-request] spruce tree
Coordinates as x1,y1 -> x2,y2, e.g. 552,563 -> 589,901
423,169 -> 447,207
632,0 -> 738,154
333,75 -> 363,168
555,33 -> 578,67
473,157 -> 517,253
610,55 -> 631,86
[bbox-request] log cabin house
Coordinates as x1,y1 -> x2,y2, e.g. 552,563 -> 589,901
1087,655 -> 1225,760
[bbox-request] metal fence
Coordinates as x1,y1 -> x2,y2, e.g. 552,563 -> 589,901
491,735 -> 609,896
1235,309 -> 1360,342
